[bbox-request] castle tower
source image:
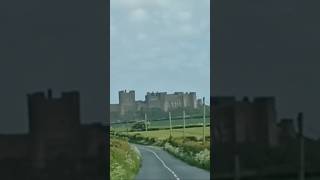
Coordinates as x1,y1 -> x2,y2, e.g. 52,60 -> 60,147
119,90 -> 136,115
28,89 -> 81,169
182,92 -> 197,109
189,92 -> 197,108
253,97 -> 279,147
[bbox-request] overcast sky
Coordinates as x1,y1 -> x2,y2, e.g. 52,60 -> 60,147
0,0 -> 107,133
110,0 -> 210,104
213,0 -> 320,139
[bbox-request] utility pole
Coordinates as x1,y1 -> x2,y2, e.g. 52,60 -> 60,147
145,113 -> 148,133
298,112 -> 305,180
126,119 -> 129,136
169,112 -> 172,138
183,110 -> 186,141
234,153 -> 240,180
203,97 -> 206,144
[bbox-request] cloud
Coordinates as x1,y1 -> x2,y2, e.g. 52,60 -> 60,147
110,0 -> 210,103
130,8 -> 148,22
178,11 -> 193,21
137,33 -> 148,40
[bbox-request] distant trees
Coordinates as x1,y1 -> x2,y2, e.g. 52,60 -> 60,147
110,106 -> 210,123
131,121 -> 146,131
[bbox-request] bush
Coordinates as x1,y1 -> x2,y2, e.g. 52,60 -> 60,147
131,122 -> 146,131
195,149 -> 210,169
163,142 -> 210,170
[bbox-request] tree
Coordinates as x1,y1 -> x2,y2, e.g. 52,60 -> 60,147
131,121 -> 146,131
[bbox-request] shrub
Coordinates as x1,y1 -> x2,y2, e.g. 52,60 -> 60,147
195,149 -> 210,169
163,142 -> 210,170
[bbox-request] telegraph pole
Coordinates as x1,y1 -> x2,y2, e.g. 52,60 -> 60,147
298,112 -> 305,180
183,110 -> 186,141
145,113 -> 148,133
126,118 -> 129,136
202,97 -> 206,144
234,154 -> 240,180
169,112 -> 172,137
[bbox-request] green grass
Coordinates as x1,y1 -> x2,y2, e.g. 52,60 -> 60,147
111,117 -> 210,131
148,117 -> 210,128
116,124 -> 211,171
123,130 -> 211,170
113,119 -> 211,171
164,138 -> 210,170
110,136 -> 141,180
128,126 -> 210,140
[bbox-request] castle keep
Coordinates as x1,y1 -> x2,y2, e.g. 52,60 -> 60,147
0,89 -> 106,179
111,90 -> 201,115
212,96 -> 296,147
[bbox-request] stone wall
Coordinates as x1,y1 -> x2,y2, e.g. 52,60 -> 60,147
213,96 -> 286,147
0,135 -> 29,159
116,90 -> 199,115
0,89 -> 107,179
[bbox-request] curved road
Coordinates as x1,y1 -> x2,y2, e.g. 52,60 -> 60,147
133,144 -> 210,180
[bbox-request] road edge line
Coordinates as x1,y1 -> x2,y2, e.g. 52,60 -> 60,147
141,146 -> 181,180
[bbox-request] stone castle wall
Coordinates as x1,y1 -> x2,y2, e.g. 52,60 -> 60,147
212,96 -> 292,147
0,89 -> 106,178
27,90 -> 82,168
119,90 -> 136,115
115,90 -> 199,115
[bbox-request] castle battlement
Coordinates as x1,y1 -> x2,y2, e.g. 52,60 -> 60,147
114,90 -> 199,115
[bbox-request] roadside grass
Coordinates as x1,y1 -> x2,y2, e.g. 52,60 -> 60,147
110,136 -> 141,180
117,126 -> 211,171
164,137 -> 210,170
128,127 -> 210,140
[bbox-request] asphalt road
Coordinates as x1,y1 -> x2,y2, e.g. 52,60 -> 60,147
133,144 -> 210,180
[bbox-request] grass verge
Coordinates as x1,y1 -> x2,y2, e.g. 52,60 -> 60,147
118,131 -> 210,171
110,136 -> 141,180
164,137 -> 210,170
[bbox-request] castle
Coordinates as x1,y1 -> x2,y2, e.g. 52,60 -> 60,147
212,96 -> 297,147
0,89 -> 106,179
111,90 -> 202,116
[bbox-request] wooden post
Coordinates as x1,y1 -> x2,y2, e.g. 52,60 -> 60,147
183,110 -> 186,140
145,113 -> 148,133
203,97 -> 206,144
298,112 -> 305,180
169,112 -> 172,137
234,154 -> 240,180
126,119 -> 129,136
234,140 -> 240,180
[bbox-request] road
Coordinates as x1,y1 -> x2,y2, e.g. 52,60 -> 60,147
133,144 -> 210,180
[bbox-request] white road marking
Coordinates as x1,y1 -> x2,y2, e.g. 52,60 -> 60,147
140,146 -> 181,180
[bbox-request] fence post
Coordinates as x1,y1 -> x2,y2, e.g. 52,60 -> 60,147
183,110 -> 186,140
203,97 -> 206,144
169,112 -> 172,138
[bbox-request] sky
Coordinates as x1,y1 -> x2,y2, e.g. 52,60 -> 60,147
213,0 -> 320,139
110,0 -> 210,104
0,0 -> 107,133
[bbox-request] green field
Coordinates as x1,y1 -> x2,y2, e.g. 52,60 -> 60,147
111,117 -> 210,131
128,126 -> 210,140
